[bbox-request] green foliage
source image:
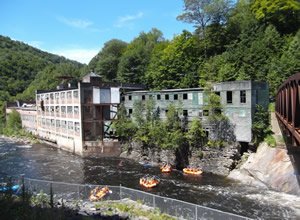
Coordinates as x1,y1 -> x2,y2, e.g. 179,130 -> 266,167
268,102 -> 275,112
177,0 -> 233,34
30,190 -> 50,208
0,35 -> 84,100
146,31 -> 201,89
205,91 -> 236,144
252,104 -> 272,145
186,118 -> 206,149
265,134 -> 276,148
3,109 -> 22,136
251,0 -> 300,34
117,28 -> 164,84
98,201 -> 175,220
88,39 -> 127,81
113,104 -> 137,143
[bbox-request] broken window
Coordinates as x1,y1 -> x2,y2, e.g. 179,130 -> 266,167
226,91 -> 232,104
240,90 -> 246,103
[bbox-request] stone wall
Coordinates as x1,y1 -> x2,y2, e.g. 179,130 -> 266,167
120,142 -> 241,175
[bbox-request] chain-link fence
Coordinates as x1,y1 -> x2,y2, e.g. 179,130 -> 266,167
5,177 -> 249,220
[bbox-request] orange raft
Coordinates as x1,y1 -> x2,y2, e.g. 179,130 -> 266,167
139,176 -> 160,188
89,186 -> 111,202
183,167 -> 203,175
160,163 -> 172,173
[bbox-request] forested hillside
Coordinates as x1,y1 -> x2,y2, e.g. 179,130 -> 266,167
0,35 -> 84,102
88,0 -> 300,96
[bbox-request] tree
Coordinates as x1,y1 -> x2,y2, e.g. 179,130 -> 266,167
268,30 -> 300,96
113,104 -> 137,143
251,0 -> 300,34
204,91 -> 236,146
161,104 -> 186,150
3,109 -> 22,136
186,118 -> 207,149
177,0 -> 233,36
252,104 -> 271,145
117,28 -> 164,84
145,31 -> 201,89
88,39 -> 127,81
226,0 -> 258,38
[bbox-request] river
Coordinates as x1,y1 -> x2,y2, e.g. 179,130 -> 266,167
0,137 -> 299,219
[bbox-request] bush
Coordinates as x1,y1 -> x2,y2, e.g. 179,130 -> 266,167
3,109 -> 22,136
265,135 -> 276,148
30,190 -> 50,208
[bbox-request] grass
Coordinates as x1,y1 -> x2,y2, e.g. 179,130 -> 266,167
265,135 -> 276,148
95,200 -> 176,220
268,102 -> 275,112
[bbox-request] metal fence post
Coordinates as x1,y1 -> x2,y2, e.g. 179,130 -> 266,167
77,185 -> 80,200
153,195 -> 156,208
195,205 -> 198,220
119,184 -> 122,200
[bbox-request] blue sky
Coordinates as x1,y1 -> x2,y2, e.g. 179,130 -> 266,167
0,0 -> 194,64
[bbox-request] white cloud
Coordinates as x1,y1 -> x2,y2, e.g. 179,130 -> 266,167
57,16 -> 93,29
115,12 -> 144,28
50,48 -> 99,64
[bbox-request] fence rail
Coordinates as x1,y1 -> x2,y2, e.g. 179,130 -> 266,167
3,176 -> 249,220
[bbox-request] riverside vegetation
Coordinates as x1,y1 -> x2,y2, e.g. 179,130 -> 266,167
0,0 -> 291,171
0,0 -> 299,120
0,179 -> 174,220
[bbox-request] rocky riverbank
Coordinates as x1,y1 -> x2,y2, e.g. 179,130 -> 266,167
228,142 -> 300,195
0,134 -> 37,145
120,142 -> 241,176
58,198 -> 175,219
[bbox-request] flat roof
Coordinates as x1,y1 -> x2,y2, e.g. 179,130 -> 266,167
124,88 -> 204,94
36,87 -> 78,94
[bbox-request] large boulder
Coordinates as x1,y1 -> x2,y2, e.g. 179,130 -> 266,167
228,142 -> 300,195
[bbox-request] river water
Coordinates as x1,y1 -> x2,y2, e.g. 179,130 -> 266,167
0,137 -> 299,219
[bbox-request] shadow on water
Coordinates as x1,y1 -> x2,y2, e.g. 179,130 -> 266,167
0,138 -> 299,219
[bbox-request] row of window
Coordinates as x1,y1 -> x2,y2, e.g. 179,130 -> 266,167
39,106 -> 79,115
123,93 -> 193,101
126,108 -> 209,117
21,115 -> 36,122
123,90 -> 247,104
37,90 -> 79,102
38,119 -> 80,133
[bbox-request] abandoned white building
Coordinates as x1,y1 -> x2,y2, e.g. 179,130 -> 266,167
6,72 -> 268,156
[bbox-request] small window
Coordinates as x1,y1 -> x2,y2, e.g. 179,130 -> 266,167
203,110 -> 209,116
128,109 -> 133,114
183,94 -> 188,100
121,96 -> 125,101
128,95 -> 132,101
240,90 -> 246,103
157,94 -> 161,100
226,91 -> 232,104
165,94 -> 169,100
174,94 -> 178,100
215,92 -> 220,96
142,95 -> 145,100
183,110 -> 188,117
73,91 -> 78,98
